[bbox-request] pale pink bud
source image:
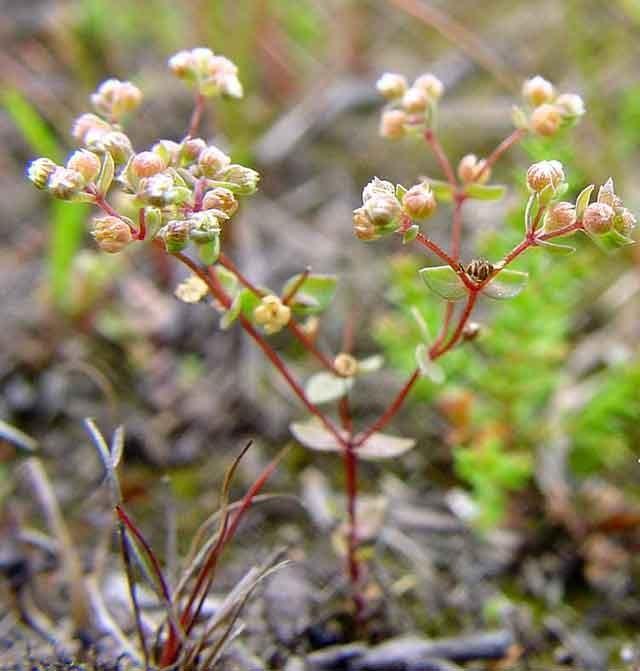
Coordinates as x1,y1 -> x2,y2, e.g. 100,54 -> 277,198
583,202 -> 615,235
522,76 -> 555,107
544,202 -> 576,233
92,215 -> 133,253
413,73 -> 444,100
72,113 -> 111,144
202,187 -> 238,216
457,154 -> 490,184
530,104 -> 562,136
379,109 -> 407,140
615,208 -> 636,237
402,87 -> 428,113
66,149 -> 101,183
402,182 -> 437,220
131,151 -> 166,178
47,167 -> 85,199
376,73 -> 408,100
197,146 -> 231,177
526,160 -> 565,192
555,93 -> 585,120
27,158 -> 58,189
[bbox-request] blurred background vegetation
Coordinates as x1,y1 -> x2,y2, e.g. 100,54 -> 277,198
1,0 -> 640,660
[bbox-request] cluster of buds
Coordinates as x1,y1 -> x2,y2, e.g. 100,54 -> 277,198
90,79 -> 142,122
253,295 -> 292,335
515,76 -> 585,137
169,47 -> 243,98
583,179 -> 636,238
376,72 -> 444,139
27,148 -> 106,202
353,178 -> 437,241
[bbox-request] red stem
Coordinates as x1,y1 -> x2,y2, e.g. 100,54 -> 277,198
353,368 -> 421,448
476,127 -> 527,182
187,93 -> 205,138
424,128 -> 457,188
431,291 -> 477,359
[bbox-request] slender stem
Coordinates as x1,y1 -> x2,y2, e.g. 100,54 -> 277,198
414,232 -> 461,270
282,267 -> 310,304
218,252 -> 265,297
450,194 -> 466,262
187,93 -> 206,138
431,291 -> 477,359
218,253 -> 337,372
343,438 -> 364,615
137,208 -> 146,241
172,253 -> 346,447
424,128 -> 457,188
499,221 -> 584,269
353,369 -> 421,447
476,127 -> 527,182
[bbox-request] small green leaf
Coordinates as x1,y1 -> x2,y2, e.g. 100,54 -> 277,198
238,289 -> 262,320
97,151 -> 115,195
356,432 -> 416,460
395,184 -> 407,200
402,225 -> 419,244
281,273 -> 337,315
196,236 -> 220,265
524,193 -> 537,233
220,292 -> 243,329
305,372 -> 353,404
537,239 -> 576,256
587,229 -> 636,253
482,269 -> 529,300
213,266 -> 239,296
419,266 -> 467,301
575,184 -> 595,220
415,344 -> 445,383
428,179 -> 454,203
357,355 -> 384,374
464,183 -> 506,201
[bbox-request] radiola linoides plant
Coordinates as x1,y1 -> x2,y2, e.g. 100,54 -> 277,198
27,52 -> 637,618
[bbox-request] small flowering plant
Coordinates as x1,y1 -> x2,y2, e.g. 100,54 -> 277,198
26,49 -> 636,624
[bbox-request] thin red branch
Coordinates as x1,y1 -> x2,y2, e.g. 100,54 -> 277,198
476,127 -> 527,182
187,93 -> 206,138
431,291 -> 477,359
424,128 -> 457,188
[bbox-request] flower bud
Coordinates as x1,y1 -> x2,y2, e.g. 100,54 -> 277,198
522,75 -> 555,107
47,167 -> 85,200
614,208 -> 636,237
189,211 -> 222,244
131,151 -> 166,178
334,353 -> 358,377
413,73 -> 444,100
597,178 -> 622,209
197,146 -> 231,177
376,73 -> 408,100
530,103 -> 562,136
168,50 -> 194,79
253,295 -> 291,335
160,220 -> 192,253
402,182 -> 437,220
66,149 -> 101,183
139,173 -> 175,206
175,275 -> 209,303
352,208 -> 379,241
91,79 -> 142,120
72,113 -> 111,145
583,202 -> 615,235
100,131 -> 134,164
526,160 -> 565,192
379,109 -> 407,139
544,201 -> 576,233
92,215 -> 133,253
202,187 -> 238,216
218,164 -> 260,195
362,177 -> 395,202
27,158 -> 58,189
555,93 -> 585,120
152,140 -> 180,166
177,140 -> 204,165
402,86 -> 428,113
457,154 -> 490,184
364,194 -> 402,230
